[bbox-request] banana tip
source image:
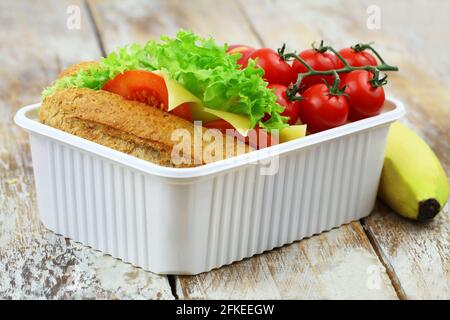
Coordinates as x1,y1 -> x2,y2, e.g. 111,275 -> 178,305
418,199 -> 441,220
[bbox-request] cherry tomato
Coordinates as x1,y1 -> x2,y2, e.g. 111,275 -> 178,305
266,84 -> 300,125
341,70 -> 385,121
103,70 -> 192,121
299,84 -> 349,133
334,47 -> 378,82
227,44 -> 255,68
249,48 -> 296,86
291,49 -> 340,92
203,119 -> 275,149
336,47 -> 377,68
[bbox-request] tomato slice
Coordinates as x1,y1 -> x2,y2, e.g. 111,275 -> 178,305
204,119 -> 275,149
103,70 -> 168,106
170,102 -> 193,122
203,119 -> 235,132
102,70 -> 192,121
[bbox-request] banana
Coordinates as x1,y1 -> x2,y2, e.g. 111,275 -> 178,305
378,121 -> 449,220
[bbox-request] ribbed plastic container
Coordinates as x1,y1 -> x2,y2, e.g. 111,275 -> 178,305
15,98 -> 404,274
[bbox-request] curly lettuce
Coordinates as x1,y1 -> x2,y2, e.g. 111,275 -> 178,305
42,30 -> 287,130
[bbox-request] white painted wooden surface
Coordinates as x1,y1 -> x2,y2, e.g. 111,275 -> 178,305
364,203 -> 449,299
175,222 -> 397,299
0,0 -> 173,299
0,0 -> 448,299
237,0 -> 450,300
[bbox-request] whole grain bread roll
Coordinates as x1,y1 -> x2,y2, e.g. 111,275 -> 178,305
40,64 -> 250,168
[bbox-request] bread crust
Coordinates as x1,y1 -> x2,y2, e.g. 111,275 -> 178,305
42,62 -> 250,167
57,61 -> 99,78
40,87 -> 249,167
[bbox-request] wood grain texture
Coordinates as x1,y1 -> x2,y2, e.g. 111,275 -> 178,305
0,0 -> 173,299
1,0 -> 448,300
87,0 -> 401,299
87,0 -> 260,52
237,0 -> 450,173
237,0 -> 449,299
363,203 -> 449,300
0,230 -> 173,299
176,222 -> 397,299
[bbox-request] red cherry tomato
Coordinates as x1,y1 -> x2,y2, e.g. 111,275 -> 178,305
249,48 -> 296,86
203,119 -> 274,149
227,44 -> 255,68
299,83 -> 349,133
266,84 -> 300,125
291,49 -> 340,92
335,48 -> 378,82
103,70 -> 192,121
336,47 -> 378,68
341,70 -> 385,121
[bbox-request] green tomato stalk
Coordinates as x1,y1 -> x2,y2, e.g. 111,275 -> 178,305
279,41 -> 399,100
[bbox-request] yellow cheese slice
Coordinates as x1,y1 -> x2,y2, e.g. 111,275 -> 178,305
200,107 -> 251,137
278,124 -> 307,143
190,103 -> 220,123
156,70 -> 252,136
153,70 -> 201,111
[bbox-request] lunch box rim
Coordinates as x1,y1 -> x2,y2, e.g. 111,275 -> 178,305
14,97 -> 405,180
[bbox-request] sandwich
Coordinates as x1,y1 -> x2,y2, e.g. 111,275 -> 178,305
40,30 -> 304,168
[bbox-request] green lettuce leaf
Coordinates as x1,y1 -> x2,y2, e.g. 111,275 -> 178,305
42,30 -> 287,130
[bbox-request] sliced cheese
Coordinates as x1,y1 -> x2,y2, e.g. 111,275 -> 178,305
279,124 -> 307,143
201,107 -> 251,137
156,70 -> 253,136
153,70 -> 201,111
190,103 -> 220,123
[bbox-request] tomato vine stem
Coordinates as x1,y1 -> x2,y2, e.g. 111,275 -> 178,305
326,70 -> 347,97
281,42 -> 399,100
352,42 -> 387,65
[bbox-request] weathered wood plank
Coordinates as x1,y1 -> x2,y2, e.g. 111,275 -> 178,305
87,0 -> 260,52
237,0 -> 450,172
176,222 -> 397,299
0,0 -> 173,299
5,0 -> 446,300
0,230 -> 173,299
363,204 -> 449,300
87,0 -> 399,299
237,0 -> 450,299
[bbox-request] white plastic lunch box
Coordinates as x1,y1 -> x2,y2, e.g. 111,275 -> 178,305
15,98 -> 404,274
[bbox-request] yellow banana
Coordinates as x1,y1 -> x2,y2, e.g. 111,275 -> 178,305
378,121 -> 449,220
